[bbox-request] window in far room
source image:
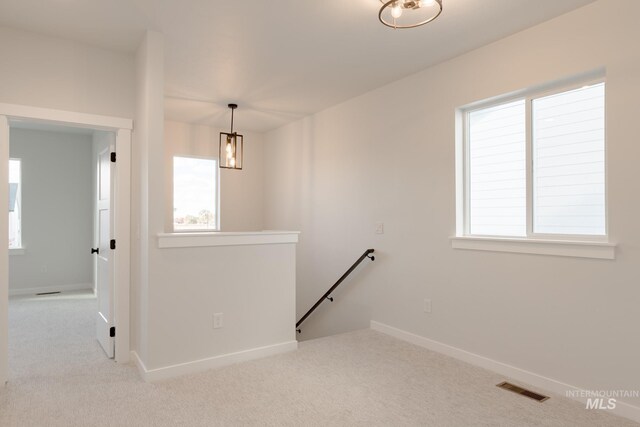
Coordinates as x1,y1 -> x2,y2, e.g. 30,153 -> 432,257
461,80 -> 606,240
173,156 -> 219,231
8,158 -> 22,249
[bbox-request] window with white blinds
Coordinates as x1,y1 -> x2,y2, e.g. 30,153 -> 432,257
532,83 -> 605,235
468,100 -> 526,236
463,80 -> 606,240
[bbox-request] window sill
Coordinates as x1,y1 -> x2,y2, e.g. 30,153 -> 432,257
157,230 -> 300,249
9,248 -> 25,256
450,236 -> 615,260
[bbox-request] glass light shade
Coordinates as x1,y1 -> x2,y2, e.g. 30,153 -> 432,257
219,132 -> 244,170
391,2 -> 403,18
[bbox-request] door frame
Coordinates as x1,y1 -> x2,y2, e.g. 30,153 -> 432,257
0,103 -> 133,384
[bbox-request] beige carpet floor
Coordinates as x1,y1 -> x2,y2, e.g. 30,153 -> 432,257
0,290 -> 635,427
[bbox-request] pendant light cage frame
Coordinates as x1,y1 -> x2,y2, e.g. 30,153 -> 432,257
219,103 -> 244,170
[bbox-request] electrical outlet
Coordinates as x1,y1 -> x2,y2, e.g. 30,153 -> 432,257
375,222 -> 384,234
213,313 -> 223,329
423,299 -> 432,313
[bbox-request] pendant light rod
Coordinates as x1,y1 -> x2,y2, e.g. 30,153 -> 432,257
228,103 -> 238,134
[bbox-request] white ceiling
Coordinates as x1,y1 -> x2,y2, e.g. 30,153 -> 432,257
0,0 -> 596,132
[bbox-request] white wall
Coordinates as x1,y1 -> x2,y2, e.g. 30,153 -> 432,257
132,30 -> 165,366
9,128 -> 93,293
134,107 -> 272,372
264,0 -> 640,409
131,32 -> 280,373
0,26 -> 135,119
164,120 -> 264,232
143,240 -> 297,372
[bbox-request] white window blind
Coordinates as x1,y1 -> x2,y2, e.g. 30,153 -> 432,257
468,100 -> 526,236
532,83 -> 605,235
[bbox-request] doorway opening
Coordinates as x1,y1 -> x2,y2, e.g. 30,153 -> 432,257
0,104 -> 132,385
8,123 -> 115,374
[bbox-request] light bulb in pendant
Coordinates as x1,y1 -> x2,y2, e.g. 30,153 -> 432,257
229,157 -> 236,167
421,0 -> 435,6
391,2 -> 402,18
226,136 -> 233,160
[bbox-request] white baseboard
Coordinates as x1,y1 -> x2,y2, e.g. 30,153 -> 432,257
130,350 -> 148,380
130,340 -> 298,382
9,283 -> 93,297
371,320 -> 640,424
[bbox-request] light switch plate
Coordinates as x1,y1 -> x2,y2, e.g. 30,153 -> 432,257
213,313 -> 223,329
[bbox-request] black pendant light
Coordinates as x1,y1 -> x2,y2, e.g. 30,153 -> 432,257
219,103 -> 244,170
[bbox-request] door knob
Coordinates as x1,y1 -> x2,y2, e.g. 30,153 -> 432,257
91,247 -> 99,255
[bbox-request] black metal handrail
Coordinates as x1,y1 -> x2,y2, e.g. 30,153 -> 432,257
296,249 -> 375,333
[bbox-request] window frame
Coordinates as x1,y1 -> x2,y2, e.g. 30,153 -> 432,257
172,154 -> 221,233
460,77 -> 608,243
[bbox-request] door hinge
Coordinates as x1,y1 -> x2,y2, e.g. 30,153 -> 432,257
110,152 -> 116,163
110,239 -> 116,250
110,327 -> 116,338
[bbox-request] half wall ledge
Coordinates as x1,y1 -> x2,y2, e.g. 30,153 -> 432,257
157,231 -> 300,249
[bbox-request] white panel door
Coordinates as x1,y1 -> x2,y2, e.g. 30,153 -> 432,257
96,147 -> 114,358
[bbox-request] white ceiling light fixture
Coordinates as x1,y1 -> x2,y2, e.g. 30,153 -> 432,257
379,0 -> 443,29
